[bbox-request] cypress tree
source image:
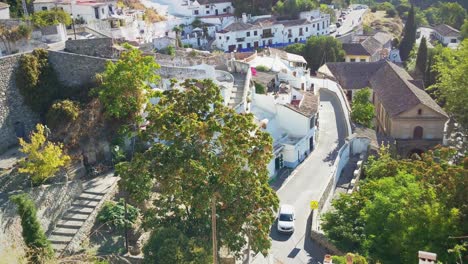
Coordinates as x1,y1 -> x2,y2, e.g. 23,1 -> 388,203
415,36 -> 428,80
399,5 -> 416,62
11,194 -> 53,263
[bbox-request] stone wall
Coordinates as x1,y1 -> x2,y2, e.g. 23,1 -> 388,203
65,38 -> 118,59
0,180 -> 84,258
0,53 -> 39,153
47,50 -> 110,87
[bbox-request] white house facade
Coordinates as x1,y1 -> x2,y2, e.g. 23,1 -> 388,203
0,2 -> 10,19
33,0 -> 117,23
433,24 -> 461,47
215,10 -> 330,52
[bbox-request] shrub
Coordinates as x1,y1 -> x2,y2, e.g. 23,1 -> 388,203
46,100 -> 80,129
19,124 -> 71,184
166,45 -> 175,56
386,8 -> 397,18
11,193 -> 53,263
254,82 -> 266,94
31,8 -> 72,27
97,199 -> 139,230
255,65 -> 270,72
371,6 -> 377,12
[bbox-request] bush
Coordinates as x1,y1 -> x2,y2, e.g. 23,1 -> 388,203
254,82 -> 266,94
97,199 -> 139,230
255,65 -> 270,72
386,8 -> 397,17
31,8 -> 72,27
370,6 -> 377,12
19,124 -> 71,184
166,45 -> 175,56
46,100 -> 80,129
11,193 -> 53,263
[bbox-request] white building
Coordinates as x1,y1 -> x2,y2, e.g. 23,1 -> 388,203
153,36 -> 177,50
214,10 -> 330,52
179,0 -> 233,17
0,2 -> 10,19
235,49 -> 319,177
33,0 -> 118,24
433,24 -> 461,47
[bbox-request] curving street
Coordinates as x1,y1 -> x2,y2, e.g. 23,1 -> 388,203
252,89 -> 348,264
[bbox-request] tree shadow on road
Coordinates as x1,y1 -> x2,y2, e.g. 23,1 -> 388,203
322,142 -> 340,165
303,211 -> 327,264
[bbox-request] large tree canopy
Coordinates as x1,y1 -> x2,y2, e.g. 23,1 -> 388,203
431,39 -> 468,129
284,35 -> 345,72
117,79 -> 279,257
350,88 -> 374,128
322,147 -> 467,263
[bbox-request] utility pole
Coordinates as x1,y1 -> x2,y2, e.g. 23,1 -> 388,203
211,195 -> 218,264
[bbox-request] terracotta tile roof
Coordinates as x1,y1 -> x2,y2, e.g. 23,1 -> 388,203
370,62 -> 448,117
342,36 -> 382,56
323,61 -> 386,89
433,24 -> 460,37
324,61 -> 447,118
285,91 -> 319,118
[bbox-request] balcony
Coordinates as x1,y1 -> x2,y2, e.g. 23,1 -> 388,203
262,32 -> 273,38
236,37 -> 245,42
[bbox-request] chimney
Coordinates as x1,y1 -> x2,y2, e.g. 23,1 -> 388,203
242,13 -> 247,23
418,251 -> 437,264
323,254 -> 332,264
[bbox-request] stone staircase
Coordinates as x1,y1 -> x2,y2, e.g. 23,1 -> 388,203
228,73 -> 247,108
48,174 -> 118,255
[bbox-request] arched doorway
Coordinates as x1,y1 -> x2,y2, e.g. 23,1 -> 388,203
413,126 -> 423,139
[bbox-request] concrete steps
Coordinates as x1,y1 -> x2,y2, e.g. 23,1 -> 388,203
48,175 -> 118,255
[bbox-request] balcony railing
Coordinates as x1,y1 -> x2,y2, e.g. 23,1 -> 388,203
262,32 -> 273,38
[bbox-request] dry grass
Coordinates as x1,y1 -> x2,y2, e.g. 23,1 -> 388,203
121,0 -> 166,23
363,10 -> 403,37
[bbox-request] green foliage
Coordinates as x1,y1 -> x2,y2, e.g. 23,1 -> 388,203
166,45 -> 176,56
385,8 -> 396,18
232,0 -> 273,16
255,65 -> 270,72
332,253 -> 368,264
11,193 -> 53,263
423,2 -> 466,29
461,19 -> 468,40
320,4 -> 336,23
273,0 -> 319,19
97,199 -> 139,230
118,79 -> 279,256
350,88 -> 374,128
31,8 -> 72,27
143,227 -> 211,264
431,39 -> 468,128
399,5 -> 416,62
254,82 -> 266,94
5,0 -> 33,18
191,18 -> 203,28
95,44 -> 160,122
285,36 -> 345,72
323,147 -> 467,263
19,124 -> 71,184
16,49 -> 61,116
46,100 -> 80,129
414,36 -> 427,80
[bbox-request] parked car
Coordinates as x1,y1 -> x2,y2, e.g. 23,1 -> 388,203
329,24 -> 337,33
277,204 -> 295,233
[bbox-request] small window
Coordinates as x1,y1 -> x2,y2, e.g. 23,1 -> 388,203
102,8 -> 104,14
306,27 -> 308,32
223,8 -> 226,12
41,6 -> 47,10
219,36 -> 221,40
254,30 -> 257,36
206,10 -> 209,14
360,59 -> 366,62
418,109 -> 422,115
313,24 -> 315,28
205,4 -> 209,8
226,36 -> 230,40
194,10 -> 199,15
350,58 -> 356,62
247,43 -> 251,48
246,31 -> 250,37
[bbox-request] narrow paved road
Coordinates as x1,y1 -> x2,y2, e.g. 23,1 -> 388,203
333,8 -> 368,37
253,89 -> 348,264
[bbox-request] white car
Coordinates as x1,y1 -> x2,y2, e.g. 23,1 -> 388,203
277,204 -> 295,233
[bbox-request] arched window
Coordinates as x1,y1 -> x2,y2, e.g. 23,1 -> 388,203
413,126 -> 423,139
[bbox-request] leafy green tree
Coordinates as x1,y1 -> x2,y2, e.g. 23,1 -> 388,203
273,0 -> 319,19
431,39 -> 468,128
350,88 -> 374,128
95,44 -> 160,123
46,99 -> 80,130
424,44 -> 444,88
332,253 -> 368,264
323,147 -> 467,263
143,227 -> 211,264
320,4 -> 336,22
461,19 -> 468,39
19,124 -> 71,184
16,49 -> 60,116
414,36 -> 427,80
399,5 -> 416,62
433,2 -> 466,29
285,36 -> 344,72
31,8 -> 72,27
0,23 -> 32,54
11,193 -> 53,263
117,79 -> 279,256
